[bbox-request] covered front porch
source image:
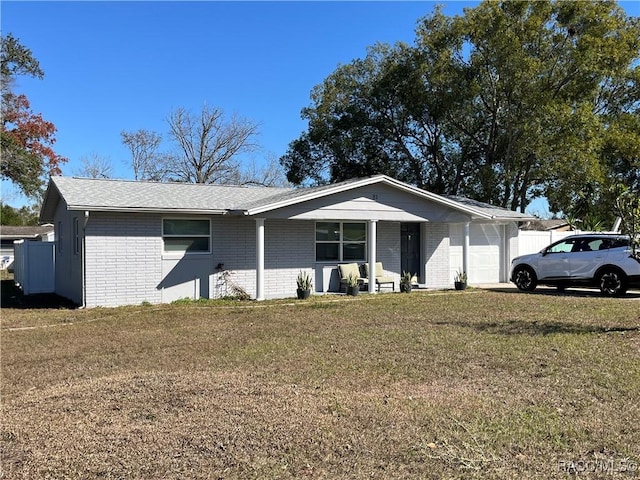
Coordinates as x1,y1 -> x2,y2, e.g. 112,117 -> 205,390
252,218 -> 512,300
239,175 -> 530,301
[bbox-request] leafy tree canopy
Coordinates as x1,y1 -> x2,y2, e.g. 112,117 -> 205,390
1,33 -> 67,198
281,0 -> 639,216
0,202 -> 39,226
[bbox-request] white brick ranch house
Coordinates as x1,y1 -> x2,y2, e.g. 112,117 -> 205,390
39,175 -> 534,307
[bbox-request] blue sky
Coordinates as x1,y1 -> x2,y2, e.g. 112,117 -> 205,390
2,1 -> 638,216
2,0 -> 477,205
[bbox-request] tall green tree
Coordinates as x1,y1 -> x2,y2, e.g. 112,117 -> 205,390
281,0 -> 639,214
281,23 -> 466,193
1,34 -> 66,197
0,202 -> 39,226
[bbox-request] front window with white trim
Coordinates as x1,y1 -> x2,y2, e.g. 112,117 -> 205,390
315,222 -> 366,262
163,219 -> 211,254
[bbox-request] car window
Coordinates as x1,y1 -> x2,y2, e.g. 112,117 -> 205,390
547,239 -> 576,253
588,239 -> 604,251
610,237 -> 630,248
572,239 -> 604,252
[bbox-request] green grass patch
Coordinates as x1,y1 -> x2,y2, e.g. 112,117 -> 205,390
2,290 -> 639,478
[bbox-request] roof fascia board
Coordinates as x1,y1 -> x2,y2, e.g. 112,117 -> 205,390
500,216 -> 537,222
39,180 -> 62,223
65,206 -> 228,215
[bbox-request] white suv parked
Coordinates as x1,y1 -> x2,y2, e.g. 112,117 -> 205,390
510,234 -> 640,296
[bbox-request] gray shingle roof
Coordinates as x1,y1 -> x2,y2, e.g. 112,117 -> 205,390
41,175 -> 536,222
443,195 -> 535,221
239,177 -> 365,211
45,177 -> 293,213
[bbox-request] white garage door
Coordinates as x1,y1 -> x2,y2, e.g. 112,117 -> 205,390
450,224 -> 504,284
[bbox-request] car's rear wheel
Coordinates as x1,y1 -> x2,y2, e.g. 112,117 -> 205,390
513,266 -> 537,291
598,268 -> 627,296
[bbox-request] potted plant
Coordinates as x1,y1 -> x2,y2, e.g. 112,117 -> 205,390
346,273 -> 360,296
454,270 -> 468,290
400,271 -> 413,293
296,271 -> 312,300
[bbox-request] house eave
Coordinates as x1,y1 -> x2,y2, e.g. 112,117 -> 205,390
39,180 -> 63,224
65,206 -> 229,215
503,215 -> 538,222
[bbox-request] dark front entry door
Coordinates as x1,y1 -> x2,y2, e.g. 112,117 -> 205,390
401,223 -> 420,280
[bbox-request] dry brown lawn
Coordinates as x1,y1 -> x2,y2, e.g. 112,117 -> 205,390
1,289 -> 639,479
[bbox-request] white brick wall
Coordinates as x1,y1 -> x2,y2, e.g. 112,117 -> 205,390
206,217 -> 316,299
264,219 -> 316,298
80,215 -> 462,306
210,216 -> 256,298
85,212 -> 163,307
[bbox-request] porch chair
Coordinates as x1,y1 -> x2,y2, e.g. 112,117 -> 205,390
338,263 -> 368,293
363,262 -> 395,292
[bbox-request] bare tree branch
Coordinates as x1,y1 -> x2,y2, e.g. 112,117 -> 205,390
165,105 -> 259,184
120,129 -> 164,180
231,154 -> 291,187
74,152 -> 113,179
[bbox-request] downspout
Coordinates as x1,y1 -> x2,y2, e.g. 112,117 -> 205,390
81,211 -> 89,308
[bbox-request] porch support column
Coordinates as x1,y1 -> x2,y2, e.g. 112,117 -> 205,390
256,218 -> 265,301
368,220 -> 378,294
463,221 -> 470,279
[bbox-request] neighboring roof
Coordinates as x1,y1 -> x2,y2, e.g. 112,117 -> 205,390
0,225 -> 54,240
40,175 -> 536,223
520,218 -> 570,231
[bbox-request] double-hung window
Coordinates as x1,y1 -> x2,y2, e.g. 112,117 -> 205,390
163,219 -> 211,254
315,222 -> 366,262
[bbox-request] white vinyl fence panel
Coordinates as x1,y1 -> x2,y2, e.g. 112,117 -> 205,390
13,240 -> 55,295
518,230 -> 584,256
